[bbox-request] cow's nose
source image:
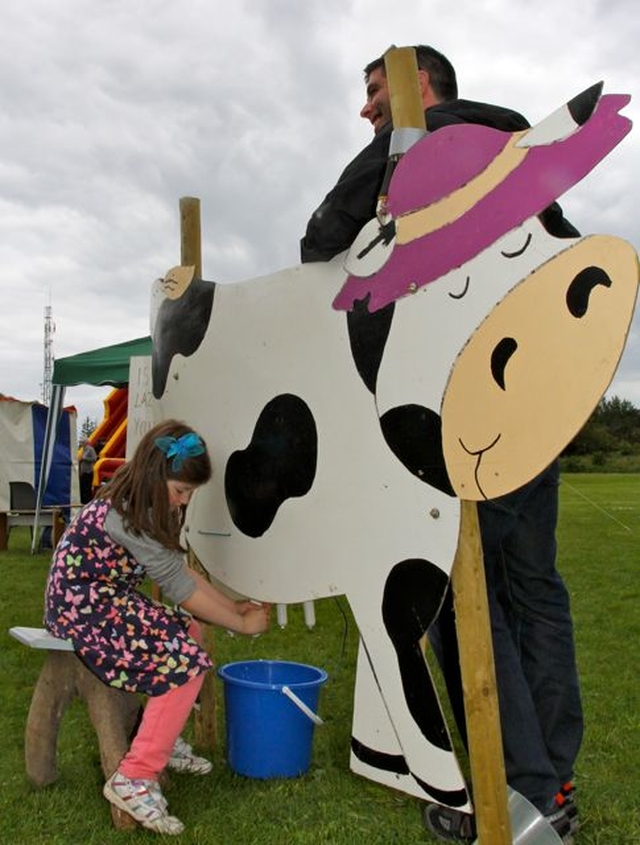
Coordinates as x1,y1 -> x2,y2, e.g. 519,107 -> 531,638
566,266 -> 612,318
491,337 -> 518,391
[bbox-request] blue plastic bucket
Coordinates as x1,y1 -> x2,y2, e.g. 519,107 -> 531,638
217,659 -> 328,778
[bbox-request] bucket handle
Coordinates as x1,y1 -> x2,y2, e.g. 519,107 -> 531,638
281,685 -> 324,726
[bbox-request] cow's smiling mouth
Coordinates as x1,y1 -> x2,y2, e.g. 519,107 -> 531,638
457,432 -> 502,499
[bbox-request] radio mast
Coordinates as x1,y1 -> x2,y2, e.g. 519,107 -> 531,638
42,297 -> 54,406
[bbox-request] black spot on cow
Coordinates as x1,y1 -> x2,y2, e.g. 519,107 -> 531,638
151,277 -> 216,398
379,405 -> 454,496
225,394 -> 317,538
382,558 -> 451,750
349,738 -> 468,806
347,296 -> 395,393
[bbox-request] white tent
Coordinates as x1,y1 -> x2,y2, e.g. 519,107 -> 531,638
0,395 -> 77,515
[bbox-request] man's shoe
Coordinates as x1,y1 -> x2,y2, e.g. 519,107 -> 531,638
544,795 -> 574,844
423,796 -> 575,844
422,803 -> 476,842
557,781 -> 579,837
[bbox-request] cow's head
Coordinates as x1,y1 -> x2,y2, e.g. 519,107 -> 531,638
340,84 -> 639,500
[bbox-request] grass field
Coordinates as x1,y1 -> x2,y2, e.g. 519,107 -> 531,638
1,472 -> 638,844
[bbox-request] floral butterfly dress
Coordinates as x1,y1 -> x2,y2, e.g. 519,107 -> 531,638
44,499 -> 212,695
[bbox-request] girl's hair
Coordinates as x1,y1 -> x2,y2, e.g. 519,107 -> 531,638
100,418 -> 212,550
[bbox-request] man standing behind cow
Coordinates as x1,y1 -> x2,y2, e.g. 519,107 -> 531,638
300,45 -> 581,843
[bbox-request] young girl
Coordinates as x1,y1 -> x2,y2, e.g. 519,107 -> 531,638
44,419 -> 271,834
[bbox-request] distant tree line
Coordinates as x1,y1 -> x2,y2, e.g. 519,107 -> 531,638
80,416 -> 98,440
562,395 -> 640,470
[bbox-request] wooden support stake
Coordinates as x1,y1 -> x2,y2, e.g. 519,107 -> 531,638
380,50 -> 510,841
451,500 -> 511,844
180,196 -> 202,277
188,549 -> 217,750
179,195 -> 216,751
384,45 -> 426,132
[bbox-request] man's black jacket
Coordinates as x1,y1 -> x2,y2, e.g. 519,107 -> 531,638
300,98 -> 578,263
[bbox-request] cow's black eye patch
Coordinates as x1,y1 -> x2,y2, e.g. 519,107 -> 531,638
566,266 -> 612,318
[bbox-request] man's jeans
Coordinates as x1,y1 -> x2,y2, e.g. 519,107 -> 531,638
431,460 -> 583,813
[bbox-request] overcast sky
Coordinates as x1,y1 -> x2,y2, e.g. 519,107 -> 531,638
2,0 -> 639,425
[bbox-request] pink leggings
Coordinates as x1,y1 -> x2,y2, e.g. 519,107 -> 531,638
118,620 -> 207,781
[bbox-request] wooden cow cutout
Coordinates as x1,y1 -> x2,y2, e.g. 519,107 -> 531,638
150,84 -> 638,807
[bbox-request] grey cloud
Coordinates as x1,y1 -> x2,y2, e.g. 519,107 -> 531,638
1,0 -> 638,421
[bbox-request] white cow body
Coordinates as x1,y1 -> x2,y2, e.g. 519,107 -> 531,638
150,84 -> 638,807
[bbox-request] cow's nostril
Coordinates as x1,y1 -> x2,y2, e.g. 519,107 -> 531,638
566,266 -> 612,318
491,337 -> 518,391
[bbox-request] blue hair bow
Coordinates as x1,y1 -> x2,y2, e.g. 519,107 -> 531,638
154,432 -> 205,471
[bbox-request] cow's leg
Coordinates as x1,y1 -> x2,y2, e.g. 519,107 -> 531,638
351,639 -> 432,800
348,560 -> 470,808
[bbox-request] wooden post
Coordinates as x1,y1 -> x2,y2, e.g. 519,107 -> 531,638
377,47 -> 427,213
384,45 -> 426,133
180,196 -> 202,276
379,49 -> 510,841
451,500 -> 511,844
380,49 -> 510,840
187,549 -> 217,749
179,196 -> 217,751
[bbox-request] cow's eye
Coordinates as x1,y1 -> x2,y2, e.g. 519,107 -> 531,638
448,276 -> 470,300
500,232 -> 532,258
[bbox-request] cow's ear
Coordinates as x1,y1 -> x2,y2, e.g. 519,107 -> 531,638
347,297 -> 395,394
516,81 -> 603,148
161,265 -> 196,299
150,265 -> 196,334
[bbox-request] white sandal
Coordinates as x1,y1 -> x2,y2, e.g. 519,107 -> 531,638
104,772 -> 184,835
168,736 -> 213,775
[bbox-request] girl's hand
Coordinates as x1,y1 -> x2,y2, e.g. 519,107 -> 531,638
239,602 -> 272,635
235,600 -> 258,614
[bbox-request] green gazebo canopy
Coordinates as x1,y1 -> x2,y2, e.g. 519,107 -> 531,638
52,336 -> 152,388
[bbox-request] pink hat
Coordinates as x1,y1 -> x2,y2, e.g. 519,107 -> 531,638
333,84 -> 632,312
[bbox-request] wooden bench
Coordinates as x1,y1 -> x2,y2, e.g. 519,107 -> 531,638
9,626 -> 142,830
